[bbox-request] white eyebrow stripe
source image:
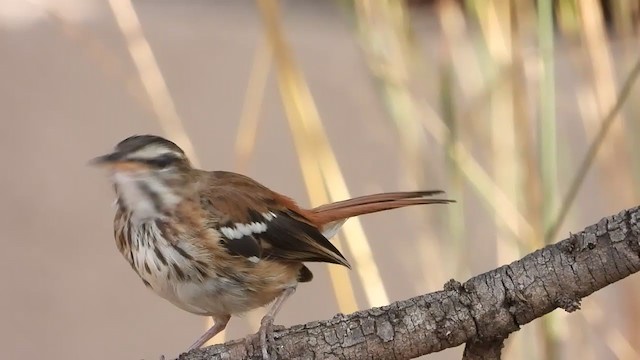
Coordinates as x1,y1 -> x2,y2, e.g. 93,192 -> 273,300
125,145 -> 183,160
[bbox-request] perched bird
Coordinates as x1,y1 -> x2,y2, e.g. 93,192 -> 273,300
91,135 -> 454,358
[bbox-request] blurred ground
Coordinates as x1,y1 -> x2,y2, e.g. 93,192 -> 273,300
0,1 -> 638,360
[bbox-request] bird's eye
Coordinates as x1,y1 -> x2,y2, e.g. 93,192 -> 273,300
146,154 -> 179,168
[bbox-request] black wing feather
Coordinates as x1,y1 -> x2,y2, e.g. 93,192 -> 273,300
209,200 -> 349,267
259,210 -> 349,266
221,234 -> 262,259
204,171 -> 350,267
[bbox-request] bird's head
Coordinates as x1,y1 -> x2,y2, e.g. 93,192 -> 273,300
91,134 -> 191,173
91,135 -> 194,221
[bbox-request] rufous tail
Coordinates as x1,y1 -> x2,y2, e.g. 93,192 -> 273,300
309,191 -> 454,238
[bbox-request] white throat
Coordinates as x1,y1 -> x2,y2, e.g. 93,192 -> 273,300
113,171 -> 181,224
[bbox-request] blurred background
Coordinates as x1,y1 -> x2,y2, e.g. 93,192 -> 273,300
1,0 -> 639,359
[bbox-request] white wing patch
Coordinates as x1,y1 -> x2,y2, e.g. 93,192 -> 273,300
262,211 -> 278,221
217,212 -> 283,264
219,212 -> 278,240
220,221 -> 268,240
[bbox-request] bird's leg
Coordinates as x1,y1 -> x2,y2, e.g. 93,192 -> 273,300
259,286 -> 296,360
187,314 -> 231,352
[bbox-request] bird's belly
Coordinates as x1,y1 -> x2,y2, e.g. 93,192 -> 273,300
131,245 -> 272,316
147,274 -> 261,316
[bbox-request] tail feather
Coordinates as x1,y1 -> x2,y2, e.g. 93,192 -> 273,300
311,190 -> 454,226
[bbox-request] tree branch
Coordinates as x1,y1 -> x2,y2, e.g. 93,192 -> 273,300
462,338 -> 504,360
178,206 -> 640,359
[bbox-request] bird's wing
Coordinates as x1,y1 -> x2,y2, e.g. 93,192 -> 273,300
199,171 -> 350,268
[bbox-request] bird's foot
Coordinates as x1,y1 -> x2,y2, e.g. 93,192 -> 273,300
258,315 -> 278,360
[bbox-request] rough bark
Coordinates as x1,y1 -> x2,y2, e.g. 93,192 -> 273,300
461,339 -> 504,360
177,206 -> 640,360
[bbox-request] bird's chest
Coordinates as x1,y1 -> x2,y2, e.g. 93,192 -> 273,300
122,221 -> 282,316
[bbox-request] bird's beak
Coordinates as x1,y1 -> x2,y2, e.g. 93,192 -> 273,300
89,152 -> 123,167
89,152 -> 149,172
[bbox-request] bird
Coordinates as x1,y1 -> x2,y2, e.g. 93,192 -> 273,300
91,134 -> 454,358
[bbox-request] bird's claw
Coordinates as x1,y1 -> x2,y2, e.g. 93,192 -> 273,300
259,316 -> 276,360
